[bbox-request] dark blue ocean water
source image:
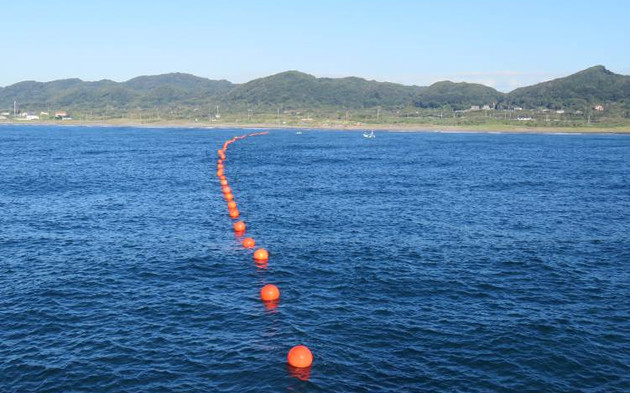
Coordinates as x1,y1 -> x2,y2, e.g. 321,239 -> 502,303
1,125 -> 629,392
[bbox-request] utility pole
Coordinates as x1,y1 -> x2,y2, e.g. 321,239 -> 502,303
13,100 -> 17,117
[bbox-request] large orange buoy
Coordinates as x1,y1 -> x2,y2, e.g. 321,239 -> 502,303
216,170 -> 224,177
220,179 -> 229,186
227,200 -> 237,209
242,237 -> 255,248
260,284 -> 280,301
217,164 -> 224,170
229,209 -> 240,219
224,193 -> 234,201
233,221 -> 246,232
253,248 -> 269,261
287,345 -> 313,368
222,186 -> 232,194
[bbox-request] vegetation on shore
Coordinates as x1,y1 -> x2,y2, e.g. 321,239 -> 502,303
1,65 -> 629,130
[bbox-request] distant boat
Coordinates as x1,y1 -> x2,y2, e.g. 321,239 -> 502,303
363,130 -> 375,139
296,130 -> 303,135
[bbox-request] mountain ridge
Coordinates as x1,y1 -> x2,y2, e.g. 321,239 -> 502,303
1,66 -> 628,113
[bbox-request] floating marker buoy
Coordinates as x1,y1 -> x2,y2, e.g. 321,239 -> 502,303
222,186 -> 232,194
253,248 -> 269,261
287,345 -> 313,368
234,221 -> 246,232
242,237 -> 255,248
229,209 -> 240,219
224,193 -> 234,201
220,179 -> 229,186
227,201 -> 237,209
217,164 -> 224,170
217,170 -> 224,177
260,284 -> 280,301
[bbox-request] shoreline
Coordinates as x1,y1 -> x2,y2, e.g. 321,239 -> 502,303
1,119 -> 629,134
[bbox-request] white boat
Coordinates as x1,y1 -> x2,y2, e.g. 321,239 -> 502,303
363,130 -> 375,139
296,130 -> 303,135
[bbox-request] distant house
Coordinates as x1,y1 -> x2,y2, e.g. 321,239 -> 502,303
0,115 -> 7,120
55,110 -> 69,119
517,117 -> 534,121
482,105 -> 492,110
19,112 -> 39,120
513,106 -> 523,111
40,111 -> 49,116
1,112 -> 10,116
594,105 -> 604,111
470,105 -> 480,111
556,110 -> 565,114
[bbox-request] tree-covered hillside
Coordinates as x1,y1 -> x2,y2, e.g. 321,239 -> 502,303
1,66 -> 628,114
413,81 -> 503,110
225,71 -> 425,109
506,66 -> 630,109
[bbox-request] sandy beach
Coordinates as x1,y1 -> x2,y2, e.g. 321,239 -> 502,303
2,119 -> 629,134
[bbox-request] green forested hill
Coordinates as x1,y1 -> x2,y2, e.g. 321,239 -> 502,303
1,66 -> 628,114
413,81 -> 503,109
225,71 -> 425,109
506,65 -> 630,109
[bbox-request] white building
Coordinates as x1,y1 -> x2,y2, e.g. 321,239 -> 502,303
19,113 -> 40,120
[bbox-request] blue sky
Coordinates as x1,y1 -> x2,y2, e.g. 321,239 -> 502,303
1,0 -> 628,91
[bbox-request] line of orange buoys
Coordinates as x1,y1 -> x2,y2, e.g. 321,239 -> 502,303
215,132 -> 313,376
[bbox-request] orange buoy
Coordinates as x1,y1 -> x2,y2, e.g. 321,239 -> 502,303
219,175 -> 227,181
287,345 -> 313,368
242,237 -> 255,248
229,209 -> 240,219
224,193 -> 234,201
260,284 -> 280,301
220,179 -> 229,186
216,170 -> 224,177
253,248 -> 269,261
234,221 -> 246,232
217,149 -> 223,156
217,164 -> 224,170
222,186 -> 232,194
227,200 -> 237,209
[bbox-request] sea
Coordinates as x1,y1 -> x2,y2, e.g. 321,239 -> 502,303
1,125 -> 629,392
